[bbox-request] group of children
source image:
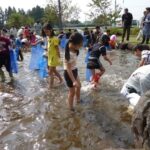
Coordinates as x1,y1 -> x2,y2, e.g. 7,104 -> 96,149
0,24 -> 119,111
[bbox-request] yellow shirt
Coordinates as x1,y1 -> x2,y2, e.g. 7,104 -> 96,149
47,36 -> 60,67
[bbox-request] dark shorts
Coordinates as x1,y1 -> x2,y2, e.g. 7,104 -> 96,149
0,53 -> 11,72
64,69 -> 78,88
87,58 -> 103,69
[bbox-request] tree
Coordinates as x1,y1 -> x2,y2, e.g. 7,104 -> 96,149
42,4 -> 59,26
7,12 -> 34,28
46,0 -> 81,24
0,7 -> 5,28
88,0 -> 111,18
108,2 -> 122,25
27,6 -> 44,22
7,12 -> 23,28
88,0 -> 121,25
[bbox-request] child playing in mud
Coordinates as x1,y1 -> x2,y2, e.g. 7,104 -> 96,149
87,35 -> 112,88
134,44 -> 150,67
64,33 -> 83,111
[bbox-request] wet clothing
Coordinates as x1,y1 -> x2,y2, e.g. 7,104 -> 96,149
47,37 -> 60,67
87,44 -> 106,69
64,69 -> 78,88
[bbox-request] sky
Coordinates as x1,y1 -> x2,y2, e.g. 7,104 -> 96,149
0,0 -> 150,21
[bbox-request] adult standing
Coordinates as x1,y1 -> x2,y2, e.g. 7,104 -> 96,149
136,11 -> 147,41
143,7 -> 150,44
122,8 -> 133,42
10,26 -> 17,38
34,21 -> 42,36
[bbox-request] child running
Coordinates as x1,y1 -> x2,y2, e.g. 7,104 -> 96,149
43,23 -> 63,88
64,33 -> 83,111
87,35 -> 112,87
134,44 -> 150,67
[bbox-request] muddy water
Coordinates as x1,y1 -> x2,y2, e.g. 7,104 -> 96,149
0,49 -> 139,150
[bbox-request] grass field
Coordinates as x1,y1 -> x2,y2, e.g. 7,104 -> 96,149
117,35 -> 150,46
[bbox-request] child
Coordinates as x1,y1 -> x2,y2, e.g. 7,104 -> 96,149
134,44 -> 150,67
43,23 -> 63,88
15,33 -> 24,61
64,33 -> 83,111
87,36 -> 112,87
0,30 -> 13,82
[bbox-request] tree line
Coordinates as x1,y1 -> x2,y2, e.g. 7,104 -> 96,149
0,0 -> 121,29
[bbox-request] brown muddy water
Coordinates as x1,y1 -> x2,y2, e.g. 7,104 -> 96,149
0,49 -> 139,150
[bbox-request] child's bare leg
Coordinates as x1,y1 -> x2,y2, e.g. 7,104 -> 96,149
99,66 -> 105,77
75,77 -> 81,103
0,69 -> 5,82
90,69 -> 95,81
49,67 -> 54,88
68,87 -> 75,110
53,68 -> 63,83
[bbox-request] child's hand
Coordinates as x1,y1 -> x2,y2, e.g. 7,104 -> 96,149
73,81 -> 80,87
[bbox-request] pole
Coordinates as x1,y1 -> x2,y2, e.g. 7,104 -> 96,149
58,0 -> 63,30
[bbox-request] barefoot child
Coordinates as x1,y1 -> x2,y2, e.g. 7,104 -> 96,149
64,33 -> 83,111
134,44 -> 150,67
43,23 -> 63,88
87,36 -> 112,87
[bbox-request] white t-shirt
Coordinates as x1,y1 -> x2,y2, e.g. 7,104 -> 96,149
64,51 -> 78,70
121,65 -> 150,96
142,50 -> 150,65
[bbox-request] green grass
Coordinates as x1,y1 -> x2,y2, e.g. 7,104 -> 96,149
117,35 -> 150,46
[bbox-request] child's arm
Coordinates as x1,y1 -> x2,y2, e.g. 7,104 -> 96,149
103,55 -> 112,65
139,58 -> 145,67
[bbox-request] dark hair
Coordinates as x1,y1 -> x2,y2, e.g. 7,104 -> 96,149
106,29 -> 110,33
10,34 -> 14,39
134,44 -> 150,51
43,23 -> 55,36
96,26 -> 100,30
65,33 -> 83,61
146,7 -> 150,12
41,28 -> 46,37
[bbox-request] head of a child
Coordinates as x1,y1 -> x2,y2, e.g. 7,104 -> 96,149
134,44 -> 150,57
43,23 -> 55,37
100,34 -> 109,46
96,26 -> 100,32
68,33 -> 83,50
65,33 -> 83,61
106,29 -> 111,36
19,33 -> 23,39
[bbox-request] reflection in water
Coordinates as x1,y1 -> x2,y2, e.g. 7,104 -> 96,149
0,50 -> 138,150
